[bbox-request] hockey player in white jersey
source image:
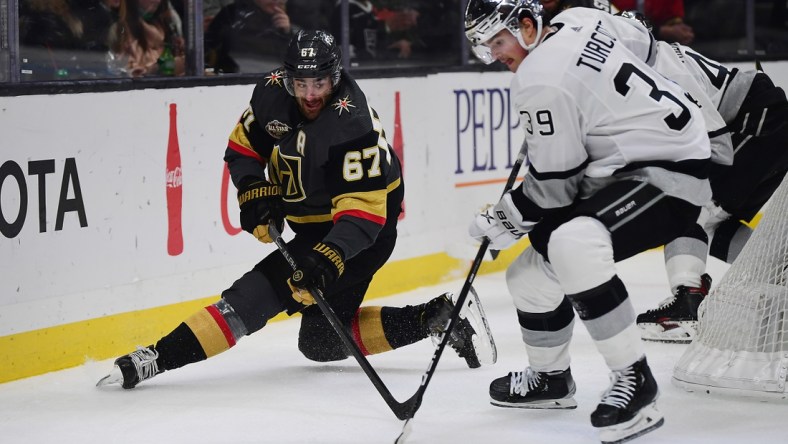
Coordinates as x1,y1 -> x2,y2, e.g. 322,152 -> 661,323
621,17 -> 788,342
464,1 -> 713,442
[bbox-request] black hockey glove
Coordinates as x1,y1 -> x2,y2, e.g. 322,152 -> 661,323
288,242 -> 345,306
237,177 -> 284,243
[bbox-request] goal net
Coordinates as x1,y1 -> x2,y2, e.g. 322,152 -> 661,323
672,175 -> 788,399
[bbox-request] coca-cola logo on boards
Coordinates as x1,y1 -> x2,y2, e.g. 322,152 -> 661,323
166,103 -> 184,256
166,167 -> 183,188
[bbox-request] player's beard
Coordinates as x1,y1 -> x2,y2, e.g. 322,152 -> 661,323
296,94 -> 329,120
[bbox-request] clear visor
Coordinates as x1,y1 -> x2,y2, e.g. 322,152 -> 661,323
470,44 -> 496,64
285,76 -> 331,97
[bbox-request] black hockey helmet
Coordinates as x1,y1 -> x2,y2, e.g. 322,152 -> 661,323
464,0 -> 544,63
283,30 -> 343,96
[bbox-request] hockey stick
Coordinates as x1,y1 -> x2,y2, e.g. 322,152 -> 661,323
268,140 -> 528,431
272,222 -> 494,422
394,140 -> 528,443
268,223 -> 415,419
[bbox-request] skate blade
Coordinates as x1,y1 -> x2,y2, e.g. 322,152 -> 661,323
490,397 -> 578,410
638,322 -> 695,343
598,402 -> 664,444
465,286 -> 497,365
95,366 -> 123,387
431,289 -> 496,367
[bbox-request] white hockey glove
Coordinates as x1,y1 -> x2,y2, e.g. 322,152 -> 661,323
698,200 -> 731,235
468,192 -> 536,250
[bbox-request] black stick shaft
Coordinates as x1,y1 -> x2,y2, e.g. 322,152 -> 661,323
268,140 -> 527,422
269,225 -> 412,419
397,143 -> 528,419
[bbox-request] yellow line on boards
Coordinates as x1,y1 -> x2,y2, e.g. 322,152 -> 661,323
0,241 -> 527,384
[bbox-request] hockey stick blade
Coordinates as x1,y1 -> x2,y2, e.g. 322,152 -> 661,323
393,140 -> 528,440
267,140 -> 527,434
268,228 -> 491,423
394,418 -> 413,444
267,231 -> 495,422
268,224 -> 417,420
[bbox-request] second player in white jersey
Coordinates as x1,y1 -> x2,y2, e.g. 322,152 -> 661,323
653,40 -> 755,123
650,41 -> 734,165
631,26 -> 788,342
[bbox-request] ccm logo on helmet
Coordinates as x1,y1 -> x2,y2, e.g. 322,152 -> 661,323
298,64 -> 317,69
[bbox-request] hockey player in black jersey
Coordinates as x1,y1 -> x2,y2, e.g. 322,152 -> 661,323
97,30 -> 483,393
465,1 -> 716,443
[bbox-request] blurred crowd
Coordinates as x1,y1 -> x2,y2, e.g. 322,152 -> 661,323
20,0 -> 183,79
14,0 -> 788,81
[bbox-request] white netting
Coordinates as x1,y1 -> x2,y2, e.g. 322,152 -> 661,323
673,175 -> 788,399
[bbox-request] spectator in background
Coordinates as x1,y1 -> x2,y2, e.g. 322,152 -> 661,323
204,0 -> 299,74
109,0 -> 185,77
20,0 -> 84,49
74,0 -> 121,52
612,0 -> 694,44
286,0 -> 332,31
375,0 -> 420,58
169,0 -> 185,17
330,0 -> 418,62
168,0 -> 189,38
331,0 -> 380,61
19,0 -> 86,79
203,0 -> 235,30
415,0 -> 464,62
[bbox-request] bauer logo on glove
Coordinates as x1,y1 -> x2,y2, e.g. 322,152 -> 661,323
468,192 -> 537,250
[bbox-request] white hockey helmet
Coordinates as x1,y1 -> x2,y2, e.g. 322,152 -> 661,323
464,0 -> 545,64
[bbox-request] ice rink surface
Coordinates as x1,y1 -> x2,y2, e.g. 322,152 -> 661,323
1,249 -> 787,443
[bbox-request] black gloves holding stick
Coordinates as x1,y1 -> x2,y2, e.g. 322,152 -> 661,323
237,178 -> 284,243
237,177 -> 344,306
288,242 -> 345,306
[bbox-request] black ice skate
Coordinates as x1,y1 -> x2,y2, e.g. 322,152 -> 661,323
591,356 -> 664,444
423,293 -> 481,368
96,346 -> 162,389
489,367 -> 577,409
637,274 -> 711,343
